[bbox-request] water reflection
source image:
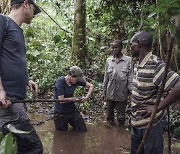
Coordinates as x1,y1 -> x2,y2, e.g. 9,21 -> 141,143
34,120 -> 179,154
52,123 -> 130,154
28,106 -> 179,154
53,131 -> 86,154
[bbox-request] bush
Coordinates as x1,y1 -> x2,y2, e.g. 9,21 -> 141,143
0,132 -> 17,154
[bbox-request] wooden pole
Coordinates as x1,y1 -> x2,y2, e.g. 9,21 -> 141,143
136,36 -> 175,154
167,106 -> 171,154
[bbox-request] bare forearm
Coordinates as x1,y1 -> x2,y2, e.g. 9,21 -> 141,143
58,96 -> 77,103
103,63 -> 109,95
86,84 -> 94,98
158,81 -> 180,111
0,78 -> 10,108
103,76 -> 108,96
0,79 -> 6,97
0,78 -> 4,91
128,63 -> 133,92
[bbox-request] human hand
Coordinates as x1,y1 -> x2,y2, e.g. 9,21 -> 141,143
73,97 -> 82,102
139,104 -> 155,118
81,96 -> 89,102
0,90 -> 11,108
28,80 -> 38,96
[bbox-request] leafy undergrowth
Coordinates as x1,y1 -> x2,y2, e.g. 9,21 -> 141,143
0,132 -> 17,154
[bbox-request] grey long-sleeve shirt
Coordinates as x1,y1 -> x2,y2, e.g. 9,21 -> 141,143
103,55 -> 133,101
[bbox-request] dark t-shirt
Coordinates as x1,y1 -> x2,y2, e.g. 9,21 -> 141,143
54,76 -> 86,114
0,14 -> 28,99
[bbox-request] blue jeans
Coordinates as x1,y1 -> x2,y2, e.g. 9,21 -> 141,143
131,119 -> 166,154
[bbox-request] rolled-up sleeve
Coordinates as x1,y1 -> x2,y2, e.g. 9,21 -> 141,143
103,59 -> 109,96
127,58 -> 133,93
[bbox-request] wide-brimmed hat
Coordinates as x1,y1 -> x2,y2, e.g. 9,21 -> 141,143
69,66 -> 86,83
11,0 -> 41,15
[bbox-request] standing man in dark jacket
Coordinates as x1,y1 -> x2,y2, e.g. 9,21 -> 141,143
103,40 -> 133,126
0,0 -> 43,153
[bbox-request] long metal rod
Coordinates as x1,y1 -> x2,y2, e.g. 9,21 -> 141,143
1,99 -> 81,104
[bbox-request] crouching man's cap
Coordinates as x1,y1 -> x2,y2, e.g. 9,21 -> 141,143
69,66 -> 86,83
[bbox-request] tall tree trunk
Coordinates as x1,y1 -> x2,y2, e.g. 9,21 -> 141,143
72,0 -> 87,66
173,15 -> 180,72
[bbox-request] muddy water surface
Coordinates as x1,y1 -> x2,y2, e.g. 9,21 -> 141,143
34,120 -> 180,154
28,108 -> 180,154
36,121 -> 130,154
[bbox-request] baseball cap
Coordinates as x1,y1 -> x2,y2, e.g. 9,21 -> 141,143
69,66 -> 86,83
11,0 -> 41,15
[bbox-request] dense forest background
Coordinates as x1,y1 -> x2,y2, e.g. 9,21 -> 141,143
0,0 -> 180,116
0,0 -> 180,152
1,0 -> 180,96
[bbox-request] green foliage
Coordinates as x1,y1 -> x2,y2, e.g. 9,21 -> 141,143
24,0 -> 180,114
24,1 -> 75,96
0,132 -> 17,154
0,125 -> 31,154
74,86 -> 90,113
170,109 -> 180,138
174,127 -> 180,137
170,109 -> 180,126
